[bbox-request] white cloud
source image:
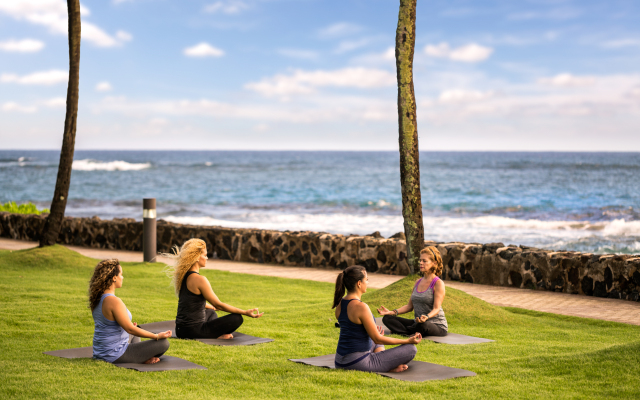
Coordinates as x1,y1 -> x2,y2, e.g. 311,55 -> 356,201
2,101 -> 37,113
184,42 -> 225,57
94,92 -> 398,124
350,47 -> 395,66
115,30 -> 132,42
277,48 -> 319,60
245,67 -> 396,98
253,123 -> 269,132
318,22 -> 362,38
538,73 -> 595,87
1,69 -> 67,85
335,37 -> 373,54
204,0 -> 249,14
148,117 -> 168,125
425,42 -> 493,62
601,38 -> 640,49
508,7 -> 582,21
43,97 -> 66,107
0,1 -> 130,47
0,38 -> 45,52
439,89 -> 495,104
95,81 -> 112,92
628,87 -> 640,99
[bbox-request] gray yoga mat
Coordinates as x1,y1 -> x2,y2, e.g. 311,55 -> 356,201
139,320 -> 274,346
43,347 -> 207,371
289,354 -> 476,382
374,317 -> 494,345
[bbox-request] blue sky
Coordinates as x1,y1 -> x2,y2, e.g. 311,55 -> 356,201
1,0 -> 639,150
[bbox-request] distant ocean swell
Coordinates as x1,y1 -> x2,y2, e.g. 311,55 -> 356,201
2,150 -> 639,254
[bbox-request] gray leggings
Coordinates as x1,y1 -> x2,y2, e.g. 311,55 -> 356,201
334,343 -> 417,373
113,335 -> 170,364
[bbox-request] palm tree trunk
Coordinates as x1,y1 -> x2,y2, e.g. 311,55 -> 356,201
40,0 -> 81,247
395,0 -> 424,274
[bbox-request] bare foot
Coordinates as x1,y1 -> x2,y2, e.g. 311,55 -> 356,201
143,357 -> 160,364
388,364 -> 408,373
217,333 -> 234,339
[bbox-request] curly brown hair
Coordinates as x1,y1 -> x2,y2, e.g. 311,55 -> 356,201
162,238 -> 207,297
88,259 -> 120,311
420,246 -> 443,276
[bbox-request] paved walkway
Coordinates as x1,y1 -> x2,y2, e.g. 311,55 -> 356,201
2,238 -> 640,325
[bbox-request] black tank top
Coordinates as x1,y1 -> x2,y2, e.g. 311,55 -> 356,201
176,271 -> 206,327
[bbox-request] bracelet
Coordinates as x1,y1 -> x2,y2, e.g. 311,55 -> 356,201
393,309 -> 398,316
155,334 -> 159,341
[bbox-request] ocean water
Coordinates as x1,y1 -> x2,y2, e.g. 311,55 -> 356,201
1,150 -> 639,255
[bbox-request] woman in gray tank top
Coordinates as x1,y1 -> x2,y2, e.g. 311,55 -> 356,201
89,259 -> 172,364
377,246 -> 448,337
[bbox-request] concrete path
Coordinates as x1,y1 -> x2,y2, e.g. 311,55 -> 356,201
0,238 -> 402,289
2,238 -> 640,325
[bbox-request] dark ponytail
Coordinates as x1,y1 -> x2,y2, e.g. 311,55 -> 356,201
332,265 -> 366,309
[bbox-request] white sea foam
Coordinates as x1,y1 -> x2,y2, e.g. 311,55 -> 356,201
163,213 -> 640,252
72,159 -> 151,171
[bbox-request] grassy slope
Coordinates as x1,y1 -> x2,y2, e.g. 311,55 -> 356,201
0,246 -> 638,399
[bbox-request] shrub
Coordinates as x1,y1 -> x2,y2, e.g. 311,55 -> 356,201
0,201 -> 50,215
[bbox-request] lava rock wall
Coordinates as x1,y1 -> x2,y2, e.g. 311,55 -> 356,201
2,212 -> 638,301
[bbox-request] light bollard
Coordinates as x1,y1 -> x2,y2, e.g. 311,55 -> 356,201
143,198 -> 157,262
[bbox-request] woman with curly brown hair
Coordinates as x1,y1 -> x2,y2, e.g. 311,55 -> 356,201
89,259 -> 171,364
377,246 -> 449,337
166,239 -> 263,340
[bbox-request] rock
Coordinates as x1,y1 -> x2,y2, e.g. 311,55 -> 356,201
390,232 -> 406,240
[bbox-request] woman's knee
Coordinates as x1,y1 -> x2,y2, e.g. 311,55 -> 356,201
382,315 -> 395,325
230,313 -> 244,327
158,338 -> 170,353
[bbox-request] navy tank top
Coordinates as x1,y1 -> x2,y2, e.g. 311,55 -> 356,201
336,298 -> 374,356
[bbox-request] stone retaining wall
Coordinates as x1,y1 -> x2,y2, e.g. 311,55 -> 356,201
2,212 -> 639,302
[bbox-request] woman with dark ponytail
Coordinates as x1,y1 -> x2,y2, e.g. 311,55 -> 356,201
333,265 -> 421,373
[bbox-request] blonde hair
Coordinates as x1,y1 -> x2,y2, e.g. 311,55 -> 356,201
88,259 -> 120,311
163,238 -> 207,297
420,246 -> 443,276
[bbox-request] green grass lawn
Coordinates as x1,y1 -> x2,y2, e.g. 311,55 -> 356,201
0,246 -> 638,399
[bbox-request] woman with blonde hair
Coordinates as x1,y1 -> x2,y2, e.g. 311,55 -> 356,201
377,246 -> 448,337
89,259 -> 171,364
168,238 -> 263,339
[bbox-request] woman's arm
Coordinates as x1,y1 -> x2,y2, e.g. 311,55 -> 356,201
195,274 -> 263,318
377,297 -> 413,316
357,302 -> 421,345
107,297 -> 171,340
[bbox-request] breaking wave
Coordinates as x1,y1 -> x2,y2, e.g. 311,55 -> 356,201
72,159 -> 151,171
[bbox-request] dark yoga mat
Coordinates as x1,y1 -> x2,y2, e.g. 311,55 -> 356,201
43,348 -> 207,371
373,317 -> 494,345
289,354 -> 476,382
139,320 -> 274,346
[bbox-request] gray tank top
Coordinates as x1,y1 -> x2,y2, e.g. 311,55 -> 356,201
411,277 -> 448,331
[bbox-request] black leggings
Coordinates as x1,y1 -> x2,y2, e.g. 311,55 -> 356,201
176,309 -> 243,339
382,315 -> 447,337
113,337 -> 170,364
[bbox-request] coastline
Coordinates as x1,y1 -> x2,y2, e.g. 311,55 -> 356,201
2,211 -> 639,302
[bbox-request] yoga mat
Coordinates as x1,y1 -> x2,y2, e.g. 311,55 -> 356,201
139,320 -> 274,346
374,317 -> 494,345
289,354 -> 476,382
43,348 -> 207,371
